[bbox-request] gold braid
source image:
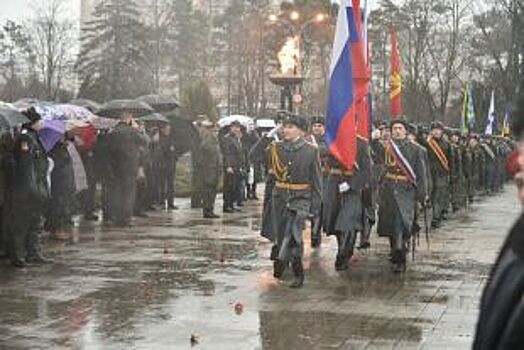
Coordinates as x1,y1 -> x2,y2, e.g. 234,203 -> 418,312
269,142 -> 288,182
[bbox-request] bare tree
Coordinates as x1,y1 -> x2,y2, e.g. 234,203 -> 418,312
26,0 -> 76,100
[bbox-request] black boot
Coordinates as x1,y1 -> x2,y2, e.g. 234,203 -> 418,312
11,259 -> 27,268
311,236 -> 321,248
270,245 -> 279,261
26,252 -> 53,265
334,254 -> 349,271
273,260 -> 285,279
290,258 -> 304,288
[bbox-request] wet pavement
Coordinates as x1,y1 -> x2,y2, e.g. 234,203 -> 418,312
0,187 -> 520,350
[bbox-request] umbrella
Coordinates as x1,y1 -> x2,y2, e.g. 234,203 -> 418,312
34,105 -> 68,121
0,101 -> 16,110
69,98 -> 101,113
38,120 -> 66,153
218,115 -> 254,131
137,94 -> 180,112
89,116 -> 119,130
53,104 -> 96,122
0,108 -> 29,129
256,118 -> 276,129
98,99 -> 154,118
172,116 -> 201,156
13,98 -> 53,111
139,113 -> 170,124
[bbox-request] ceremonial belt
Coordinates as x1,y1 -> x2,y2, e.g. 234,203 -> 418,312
329,168 -> 354,176
428,138 -> 450,172
275,182 -> 311,191
384,173 -> 409,182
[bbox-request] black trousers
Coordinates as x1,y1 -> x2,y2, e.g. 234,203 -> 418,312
223,170 -> 241,209
160,162 -> 176,204
109,174 -> 137,225
202,183 -> 218,214
9,201 -> 42,261
79,153 -> 97,216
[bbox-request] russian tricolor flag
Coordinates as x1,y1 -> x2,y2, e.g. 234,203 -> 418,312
325,0 -> 359,170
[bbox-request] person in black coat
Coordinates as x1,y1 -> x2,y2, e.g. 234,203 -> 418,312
7,108 -> 53,268
221,121 -> 244,213
158,123 -> 178,210
473,79 -> 524,350
48,138 -> 75,240
106,113 -> 147,227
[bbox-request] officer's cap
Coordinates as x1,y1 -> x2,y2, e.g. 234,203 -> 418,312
407,123 -> 418,135
430,121 -> 445,130
283,114 -> 308,131
389,117 -> 409,130
310,116 -> 325,126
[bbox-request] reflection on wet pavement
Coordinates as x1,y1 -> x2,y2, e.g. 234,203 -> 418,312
0,188 -> 519,349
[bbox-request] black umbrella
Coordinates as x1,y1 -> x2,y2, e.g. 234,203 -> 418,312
137,94 -> 180,112
0,108 -> 30,129
70,98 -> 102,113
139,113 -> 170,124
170,116 -> 201,156
98,99 -> 154,118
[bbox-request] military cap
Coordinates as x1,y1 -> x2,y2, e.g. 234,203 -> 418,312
275,110 -> 290,124
450,128 -> 461,137
389,117 -> 409,129
407,123 -> 418,135
310,116 -> 325,126
430,121 -> 445,130
283,114 -> 309,131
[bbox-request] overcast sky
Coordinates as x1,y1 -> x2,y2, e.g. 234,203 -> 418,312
0,0 -> 80,22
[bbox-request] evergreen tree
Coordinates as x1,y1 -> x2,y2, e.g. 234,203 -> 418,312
76,0 -> 150,101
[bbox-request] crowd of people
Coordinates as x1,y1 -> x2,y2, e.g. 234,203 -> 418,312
254,112 -> 515,288
0,102 -> 515,280
0,106 -> 186,268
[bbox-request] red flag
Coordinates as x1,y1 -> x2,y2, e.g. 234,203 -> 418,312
351,0 -> 371,139
390,27 -> 402,118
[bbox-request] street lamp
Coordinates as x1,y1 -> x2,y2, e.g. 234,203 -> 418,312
267,11 -> 329,113
290,11 -> 300,21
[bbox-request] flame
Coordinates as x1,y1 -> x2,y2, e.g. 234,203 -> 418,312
278,37 -> 300,75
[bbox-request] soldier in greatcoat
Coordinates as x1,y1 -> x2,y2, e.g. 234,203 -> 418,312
308,116 -> 329,248
268,115 -> 321,288
423,122 -> 451,228
323,136 -> 371,270
375,118 -> 427,272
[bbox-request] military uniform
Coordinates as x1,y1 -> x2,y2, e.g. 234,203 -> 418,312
269,132 -> 321,287
423,132 -> 451,228
8,120 -> 52,267
198,124 -> 222,218
323,137 -> 371,270
481,140 -> 496,194
450,137 -> 467,211
376,136 -> 427,272
310,132 -> 329,248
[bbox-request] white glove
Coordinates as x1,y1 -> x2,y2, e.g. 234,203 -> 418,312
267,125 -> 281,139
